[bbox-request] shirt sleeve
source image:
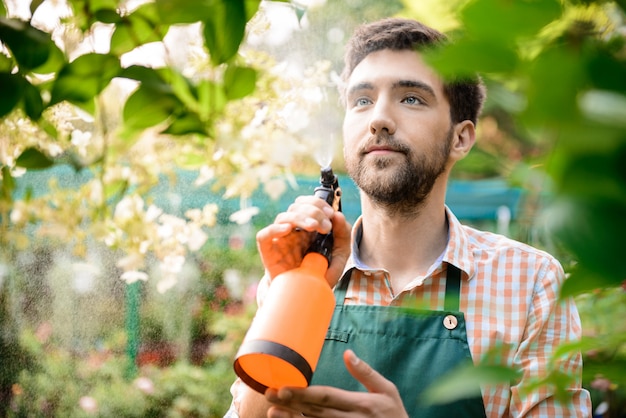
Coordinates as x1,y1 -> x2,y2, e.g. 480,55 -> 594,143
509,257 -> 592,417
224,273 -> 272,416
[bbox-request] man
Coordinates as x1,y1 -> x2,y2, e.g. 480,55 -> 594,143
226,18 -> 591,417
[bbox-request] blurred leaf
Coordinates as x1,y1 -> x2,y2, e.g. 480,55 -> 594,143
578,90 -> 626,129
155,0 -> 212,23
123,84 -> 181,130
0,1 -> 5,17
162,113 -> 207,135
15,148 -> 54,169
587,49 -> 626,94
167,69 -> 201,112
30,0 -> 45,16
421,363 -> 521,405
50,53 -> 121,108
203,0 -> 247,65
0,17 -> 53,71
110,3 -> 165,55
0,72 -> 22,118
553,144 -> 626,201
31,39 -> 65,74
561,265 -> 622,298
244,0 -> 263,21
0,53 -> 11,71
548,198 -> 626,288
119,65 -> 164,85
522,47 -> 585,125
94,8 -> 122,24
1,166 -> 15,201
425,38 -> 518,78
224,65 -> 257,100
197,79 -> 227,118
462,0 -> 562,42
22,79 -> 44,120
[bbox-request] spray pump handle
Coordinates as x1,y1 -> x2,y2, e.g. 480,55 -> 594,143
307,167 -> 341,263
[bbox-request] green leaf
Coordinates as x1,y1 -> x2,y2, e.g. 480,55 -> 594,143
118,65 -> 164,85
0,52 -> 11,72
244,0 -> 263,21
224,65 -> 257,100
15,147 -> 54,169
197,79 -> 227,118
94,8 -> 122,24
522,47 -> 585,125
22,79 -> 44,120
1,166 -> 15,201
0,1 -> 6,17
421,363 -> 521,405
50,53 -> 121,108
425,38 -> 518,78
203,0 -> 247,65
123,84 -> 181,130
110,3 -> 165,55
0,17 -> 54,71
548,198 -> 626,287
30,0 -> 45,16
155,0 -> 209,23
462,0 -> 562,42
31,39 -> 65,74
0,72 -> 22,118
162,112 -> 207,135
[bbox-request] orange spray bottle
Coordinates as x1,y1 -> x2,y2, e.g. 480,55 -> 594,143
233,167 -> 341,394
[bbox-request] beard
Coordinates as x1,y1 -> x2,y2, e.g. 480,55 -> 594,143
346,127 -> 453,216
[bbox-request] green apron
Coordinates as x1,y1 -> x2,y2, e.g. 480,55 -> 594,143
310,264 -> 487,418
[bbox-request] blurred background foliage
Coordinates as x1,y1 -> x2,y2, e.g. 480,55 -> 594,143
0,0 -> 625,416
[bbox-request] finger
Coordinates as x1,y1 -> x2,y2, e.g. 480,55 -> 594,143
343,349 -> 395,394
275,210 -> 332,234
326,212 -> 351,285
256,223 -> 294,244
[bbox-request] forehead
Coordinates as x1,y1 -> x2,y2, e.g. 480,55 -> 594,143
347,49 -> 444,94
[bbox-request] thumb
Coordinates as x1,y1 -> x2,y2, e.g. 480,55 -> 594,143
343,349 -> 396,394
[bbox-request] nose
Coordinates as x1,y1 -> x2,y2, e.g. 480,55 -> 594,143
369,99 -> 396,136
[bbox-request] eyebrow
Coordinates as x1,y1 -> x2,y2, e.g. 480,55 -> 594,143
346,79 -> 437,99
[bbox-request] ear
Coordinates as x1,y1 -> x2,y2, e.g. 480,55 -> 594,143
450,120 -> 476,162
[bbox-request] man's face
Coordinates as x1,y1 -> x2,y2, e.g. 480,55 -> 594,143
342,49 -> 454,211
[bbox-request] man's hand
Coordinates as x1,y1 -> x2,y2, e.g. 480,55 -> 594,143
256,195 -> 351,287
264,350 -> 409,418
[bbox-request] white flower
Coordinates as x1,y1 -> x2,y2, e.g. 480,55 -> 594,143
157,273 -> 177,293
186,226 -> 208,251
133,377 -> 155,394
145,205 -> 163,222
160,255 -> 185,274
116,253 -> 145,271
114,195 -> 144,222
229,206 -> 260,225
79,396 -> 98,413
120,270 -> 149,284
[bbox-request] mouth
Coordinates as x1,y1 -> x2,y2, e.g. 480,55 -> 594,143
364,145 -> 404,156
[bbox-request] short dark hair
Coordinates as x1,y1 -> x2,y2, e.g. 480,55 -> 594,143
340,18 -> 486,125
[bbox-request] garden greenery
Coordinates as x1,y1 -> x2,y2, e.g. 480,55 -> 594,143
1,0 -> 625,416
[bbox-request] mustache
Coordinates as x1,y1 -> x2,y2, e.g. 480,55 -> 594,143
360,131 -> 411,155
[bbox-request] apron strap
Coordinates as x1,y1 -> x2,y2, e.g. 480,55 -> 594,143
334,268 -> 353,305
335,264 -> 463,312
444,264 -> 461,312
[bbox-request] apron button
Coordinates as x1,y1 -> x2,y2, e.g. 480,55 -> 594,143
443,314 -> 458,330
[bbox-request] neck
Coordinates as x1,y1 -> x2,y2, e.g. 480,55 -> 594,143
358,184 -> 449,292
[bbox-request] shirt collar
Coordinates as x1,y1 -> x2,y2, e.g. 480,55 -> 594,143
344,206 -> 475,281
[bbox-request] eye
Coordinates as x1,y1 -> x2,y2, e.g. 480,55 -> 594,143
402,95 -> 423,105
354,97 -> 372,107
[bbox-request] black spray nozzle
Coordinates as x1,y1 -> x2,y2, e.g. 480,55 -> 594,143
314,166 -> 341,212
307,167 -> 342,263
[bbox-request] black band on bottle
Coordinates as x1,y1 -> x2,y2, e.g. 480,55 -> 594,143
233,340 -> 313,394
